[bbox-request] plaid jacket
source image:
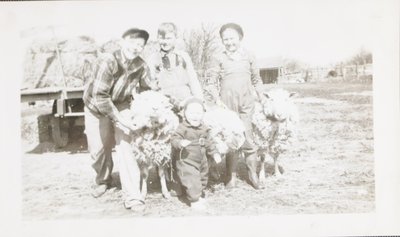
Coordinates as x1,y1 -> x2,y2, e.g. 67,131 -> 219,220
83,50 -> 155,122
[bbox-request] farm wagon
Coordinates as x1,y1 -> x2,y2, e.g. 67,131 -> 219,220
21,87 -> 85,148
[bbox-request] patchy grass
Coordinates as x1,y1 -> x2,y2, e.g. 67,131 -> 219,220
21,82 -> 374,220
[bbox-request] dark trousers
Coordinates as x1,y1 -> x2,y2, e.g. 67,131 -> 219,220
176,158 -> 208,202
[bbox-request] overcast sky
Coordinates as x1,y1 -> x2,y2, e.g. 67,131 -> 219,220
12,0 -> 380,66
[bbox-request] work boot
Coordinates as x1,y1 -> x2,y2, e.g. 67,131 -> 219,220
91,184 -> 108,198
245,153 -> 261,190
191,200 -> 207,211
169,182 -> 183,197
124,200 -> 145,212
248,170 -> 261,190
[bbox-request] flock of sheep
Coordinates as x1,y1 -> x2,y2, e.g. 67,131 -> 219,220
122,88 -> 299,199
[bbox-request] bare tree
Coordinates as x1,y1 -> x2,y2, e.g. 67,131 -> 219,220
183,23 -> 221,82
284,59 -> 305,73
348,48 -> 373,65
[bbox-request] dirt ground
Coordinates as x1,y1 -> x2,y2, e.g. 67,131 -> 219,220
20,82 -> 374,220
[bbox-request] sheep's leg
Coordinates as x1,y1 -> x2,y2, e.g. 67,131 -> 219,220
272,153 -> 282,177
157,166 -> 171,199
258,154 -> 266,185
225,151 -> 238,188
140,165 -> 149,199
245,152 -> 261,189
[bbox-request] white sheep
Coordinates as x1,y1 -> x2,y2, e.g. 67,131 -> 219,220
203,106 -> 246,155
120,91 -> 179,199
252,88 -> 298,183
203,85 -> 246,155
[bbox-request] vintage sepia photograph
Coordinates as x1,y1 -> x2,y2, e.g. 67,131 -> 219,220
1,0 -> 399,236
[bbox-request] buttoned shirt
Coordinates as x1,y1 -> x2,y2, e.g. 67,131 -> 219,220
83,50 -> 155,122
146,49 -> 204,101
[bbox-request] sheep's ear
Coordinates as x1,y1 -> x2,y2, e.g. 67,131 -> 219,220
289,92 -> 297,98
262,91 -> 270,98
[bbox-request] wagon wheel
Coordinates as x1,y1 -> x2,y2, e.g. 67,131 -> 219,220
50,116 -> 69,148
38,114 -> 52,143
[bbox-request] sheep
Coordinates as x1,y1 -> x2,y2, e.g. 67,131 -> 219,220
121,91 -> 179,199
252,88 -> 298,183
203,106 -> 246,155
132,128 -> 174,199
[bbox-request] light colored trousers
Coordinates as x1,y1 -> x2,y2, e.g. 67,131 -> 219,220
84,106 -> 143,206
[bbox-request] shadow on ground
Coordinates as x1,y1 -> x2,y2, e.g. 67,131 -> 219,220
26,126 -> 88,154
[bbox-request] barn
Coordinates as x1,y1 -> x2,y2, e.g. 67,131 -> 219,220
257,57 -> 286,84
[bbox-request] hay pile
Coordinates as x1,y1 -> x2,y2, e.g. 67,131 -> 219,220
22,36 -> 100,89
22,37 -> 160,90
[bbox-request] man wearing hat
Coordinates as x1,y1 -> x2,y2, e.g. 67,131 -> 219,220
83,28 -> 157,211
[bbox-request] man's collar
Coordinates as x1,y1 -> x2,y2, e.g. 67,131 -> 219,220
115,49 -> 144,72
115,50 -> 127,68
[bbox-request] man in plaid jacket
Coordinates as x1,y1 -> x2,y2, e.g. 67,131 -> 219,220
83,28 -> 157,211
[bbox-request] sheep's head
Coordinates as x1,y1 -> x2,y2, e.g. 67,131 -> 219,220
130,115 -> 152,131
228,131 -> 246,150
261,89 -> 298,122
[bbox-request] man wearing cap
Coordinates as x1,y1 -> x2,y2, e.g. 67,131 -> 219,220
83,28 -> 157,211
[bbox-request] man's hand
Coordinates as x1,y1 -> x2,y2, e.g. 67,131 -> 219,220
149,80 -> 160,91
115,121 -> 131,135
213,153 -> 222,164
255,85 -> 264,102
180,139 -> 191,148
115,116 -> 137,135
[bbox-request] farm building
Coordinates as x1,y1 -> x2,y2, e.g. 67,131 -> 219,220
258,57 -> 306,84
257,57 -> 286,84
341,63 -> 373,81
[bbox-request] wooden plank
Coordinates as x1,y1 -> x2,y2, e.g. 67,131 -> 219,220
20,87 -> 84,102
20,91 -> 62,102
20,87 -> 64,95
63,112 -> 85,117
66,89 -> 84,99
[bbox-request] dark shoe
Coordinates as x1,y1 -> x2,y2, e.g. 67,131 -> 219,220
169,182 -> 183,197
129,204 -> 145,212
91,184 -> 108,198
247,169 -> 261,190
248,176 -> 266,190
191,200 -> 207,211
251,182 -> 261,190
124,200 -> 145,212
